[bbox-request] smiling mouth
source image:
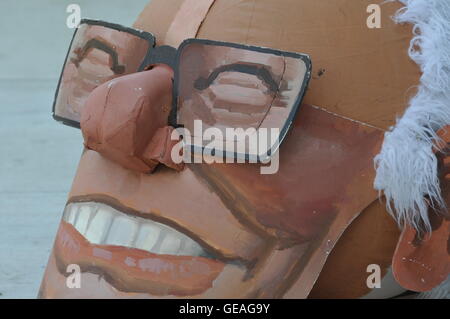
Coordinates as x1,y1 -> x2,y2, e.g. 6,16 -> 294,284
53,201 -> 226,296
63,202 -> 212,258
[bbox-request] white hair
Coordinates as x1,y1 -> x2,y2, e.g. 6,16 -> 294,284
374,0 -> 450,232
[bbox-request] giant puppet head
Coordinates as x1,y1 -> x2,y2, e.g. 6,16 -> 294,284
39,0 -> 450,298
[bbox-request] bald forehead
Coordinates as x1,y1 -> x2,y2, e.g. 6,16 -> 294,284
133,0 -> 185,45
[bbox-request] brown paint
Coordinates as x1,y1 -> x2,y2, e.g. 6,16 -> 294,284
52,221 -> 224,296
39,240 -> 309,299
412,213 -> 444,248
392,126 -> 450,292
190,104 -> 385,298
177,43 -> 306,135
55,23 -> 151,123
41,0 -> 428,298
41,104 -> 385,298
195,0 -> 420,130
67,152 -> 268,262
309,198 -> 401,299
67,194 -> 247,264
81,65 -> 174,173
133,0 -> 185,45
164,0 -> 216,48
177,44 -> 283,130
176,42 -> 308,158
198,104 -> 383,242
392,219 -> 450,292
142,126 -> 185,172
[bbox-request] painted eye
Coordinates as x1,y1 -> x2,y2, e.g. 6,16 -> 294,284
53,21 -> 155,128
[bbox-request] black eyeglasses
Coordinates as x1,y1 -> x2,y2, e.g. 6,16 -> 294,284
53,19 -> 311,161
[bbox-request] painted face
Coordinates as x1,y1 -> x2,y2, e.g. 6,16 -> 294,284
39,97 -> 383,298
40,0 -> 422,299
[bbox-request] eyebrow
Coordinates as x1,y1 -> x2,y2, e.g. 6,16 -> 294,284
71,38 -> 125,74
193,63 -> 280,93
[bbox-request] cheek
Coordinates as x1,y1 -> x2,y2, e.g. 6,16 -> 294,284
210,164 -> 338,240
199,105 -> 384,241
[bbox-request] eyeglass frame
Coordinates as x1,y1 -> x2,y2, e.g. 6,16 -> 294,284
52,18 -> 312,161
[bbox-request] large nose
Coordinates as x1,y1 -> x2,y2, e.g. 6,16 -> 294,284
80,65 -> 180,173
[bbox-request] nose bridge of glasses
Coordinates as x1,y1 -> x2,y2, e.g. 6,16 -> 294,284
140,45 -> 178,71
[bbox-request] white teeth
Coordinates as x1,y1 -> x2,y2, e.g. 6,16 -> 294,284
135,223 -> 161,252
182,238 -> 206,257
62,202 -> 210,258
106,215 -> 138,247
158,232 -> 182,255
64,204 -> 78,225
74,205 -> 92,235
84,207 -> 112,244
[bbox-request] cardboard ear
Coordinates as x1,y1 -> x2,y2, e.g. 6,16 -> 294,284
393,216 -> 449,292
392,125 -> 450,292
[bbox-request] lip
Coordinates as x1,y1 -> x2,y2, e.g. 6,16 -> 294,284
53,201 -> 226,296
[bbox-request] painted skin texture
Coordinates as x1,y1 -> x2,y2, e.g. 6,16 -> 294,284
54,23 -> 151,123
40,103 -> 384,298
40,0 -> 436,298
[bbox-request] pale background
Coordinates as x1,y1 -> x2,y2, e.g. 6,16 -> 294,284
0,0 -> 149,298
